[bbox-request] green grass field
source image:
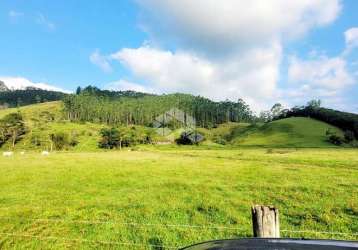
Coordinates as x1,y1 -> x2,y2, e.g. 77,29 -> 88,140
0,148 -> 357,249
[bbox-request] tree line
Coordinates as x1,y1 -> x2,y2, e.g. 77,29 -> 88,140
63,86 -> 255,128
0,87 -> 66,108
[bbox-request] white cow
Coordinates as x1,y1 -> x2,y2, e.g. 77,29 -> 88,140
3,151 -> 13,157
41,151 -> 49,156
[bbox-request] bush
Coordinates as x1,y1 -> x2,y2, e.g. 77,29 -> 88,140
98,126 -> 156,149
328,134 -> 343,145
0,112 -> 26,148
344,130 -> 355,143
69,131 -> 79,146
325,128 -> 344,145
98,128 -> 121,149
213,136 -> 227,145
49,132 -> 70,150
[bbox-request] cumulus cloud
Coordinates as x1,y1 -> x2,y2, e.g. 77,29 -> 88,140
288,55 -> 354,90
111,44 -> 282,111
0,76 -> 70,93
92,0 -> 346,111
90,50 -> 112,73
137,0 -> 341,54
344,27 -> 358,55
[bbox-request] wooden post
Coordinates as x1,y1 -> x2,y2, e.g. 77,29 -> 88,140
251,205 -> 280,238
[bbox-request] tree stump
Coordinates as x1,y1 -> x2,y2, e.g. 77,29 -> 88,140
252,205 -> 280,238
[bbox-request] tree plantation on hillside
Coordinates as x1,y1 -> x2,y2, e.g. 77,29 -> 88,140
63,86 -> 255,128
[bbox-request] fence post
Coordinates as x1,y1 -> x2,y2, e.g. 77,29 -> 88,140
251,205 -> 280,238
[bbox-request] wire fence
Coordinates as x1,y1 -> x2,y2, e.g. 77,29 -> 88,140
1,216 -> 357,237
0,216 -> 357,235
0,232 -> 179,249
0,216 -> 357,249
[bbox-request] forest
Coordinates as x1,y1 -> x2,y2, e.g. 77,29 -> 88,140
63,86 -> 255,128
0,87 -> 65,108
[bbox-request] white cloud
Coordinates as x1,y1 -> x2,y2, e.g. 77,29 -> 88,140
288,55 -> 354,90
0,76 -> 70,93
8,10 -> 24,19
105,79 -> 153,93
36,13 -> 55,31
92,0 -> 345,111
111,44 -> 282,111
344,27 -> 358,55
137,0 -> 341,54
90,50 -> 112,73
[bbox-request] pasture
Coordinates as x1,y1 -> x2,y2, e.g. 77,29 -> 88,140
0,147 -> 357,249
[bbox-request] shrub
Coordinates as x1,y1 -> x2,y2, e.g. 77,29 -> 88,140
69,131 -> 79,146
49,132 -> 70,150
98,126 -> 155,149
213,136 -> 227,145
98,128 -> 121,149
328,134 -> 343,145
344,130 -> 355,143
0,112 -> 26,148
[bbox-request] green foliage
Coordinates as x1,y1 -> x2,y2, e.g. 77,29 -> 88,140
307,99 -> 322,109
0,88 -> 66,107
228,117 -> 344,147
76,86 -> 82,95
328,134 -> 343,145
99,128 -> 122,149
63,87 -> 254,128
270,103 -> 283,119
277,103 -> 358,139
344,130 -> 355,143
48,131 -> 79,150
325,128 -> 344,146
99,126 -> 156,149
50,132 -> 69,150
0,112 -> 26,148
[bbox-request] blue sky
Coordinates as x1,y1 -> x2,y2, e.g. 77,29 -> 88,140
0,0 -> 357,113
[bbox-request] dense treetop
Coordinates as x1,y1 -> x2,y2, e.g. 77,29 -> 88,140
0,87 -> 66,108
64,86 -> 255,128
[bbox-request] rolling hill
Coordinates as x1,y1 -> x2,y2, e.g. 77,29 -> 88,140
227,117 -> 344,147
0,102 -> 104,151
0,101 -> 351,150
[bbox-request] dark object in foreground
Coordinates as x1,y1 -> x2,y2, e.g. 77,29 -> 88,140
181,238 -> 358,250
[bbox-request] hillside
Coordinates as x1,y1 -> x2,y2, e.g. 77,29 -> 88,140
0,102 -> 104,151
0,88 -> 66,108
0,102 -> 352,150
229,117 -> 344,147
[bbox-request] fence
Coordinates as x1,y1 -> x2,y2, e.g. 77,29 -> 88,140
0,206 -> 357,249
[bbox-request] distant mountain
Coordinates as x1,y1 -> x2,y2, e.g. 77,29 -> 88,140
0,88 -> 67,107
0,81 -> 9,92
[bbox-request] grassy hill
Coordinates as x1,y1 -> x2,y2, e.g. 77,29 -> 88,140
0,102 -> 350,150
229,117 -> 344,147
0,102 -> 104,151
